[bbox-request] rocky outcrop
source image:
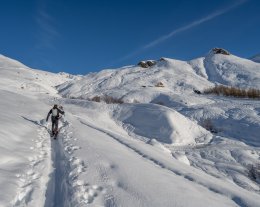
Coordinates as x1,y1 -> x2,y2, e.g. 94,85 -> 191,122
138,60 -> 156,68
212,48 -> 230,55
159,57 -> 167,61
155,82 -> 164,87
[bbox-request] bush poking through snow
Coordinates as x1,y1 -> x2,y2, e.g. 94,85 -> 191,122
200,118 -> 218,133
90,95 -> 123,104
155,82 -> 164,87
91,96 -> 101,102
204,85 -> 260,99
248,164 -> 260,183
103,95 -> 124,104
193,89 -> 201,94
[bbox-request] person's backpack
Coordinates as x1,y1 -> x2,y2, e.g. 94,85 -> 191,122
52,108 -> 58,117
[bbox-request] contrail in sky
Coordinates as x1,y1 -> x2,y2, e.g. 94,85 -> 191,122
36,0 -> 60,50
115,0 -> 248,64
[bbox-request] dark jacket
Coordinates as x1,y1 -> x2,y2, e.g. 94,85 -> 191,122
46,107 -> 64,122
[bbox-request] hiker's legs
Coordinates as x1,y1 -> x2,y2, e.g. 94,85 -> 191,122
51,116 -> 56,134
51,121 -> 55,134
54,119 -> 59,133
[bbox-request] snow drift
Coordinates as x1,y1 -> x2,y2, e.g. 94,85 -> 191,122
114,104 -> 212,145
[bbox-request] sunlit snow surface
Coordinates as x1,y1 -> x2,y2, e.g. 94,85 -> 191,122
0,53 -> 260,207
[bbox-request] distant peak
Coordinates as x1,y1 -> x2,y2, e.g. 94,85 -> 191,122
250,54 -> 260,63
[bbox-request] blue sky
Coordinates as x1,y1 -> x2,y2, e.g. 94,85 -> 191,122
0,0 -> 259,74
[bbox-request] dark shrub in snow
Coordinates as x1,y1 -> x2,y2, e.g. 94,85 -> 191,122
194,89 -> 201,94
204,85 -> 260,99
155,82 -> 164,87
90,95 -> 123,104
103,95 -> 124,104
248,164 -> 260,183
91,96 -> 101,102
200,118 -> 218,133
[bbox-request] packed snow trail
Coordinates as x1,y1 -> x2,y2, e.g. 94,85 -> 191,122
12,119 -> 51,207
43,118 -> 104,207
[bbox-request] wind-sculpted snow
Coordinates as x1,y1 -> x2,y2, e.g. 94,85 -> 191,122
204,53 -> 260,88
114,103 -> 212,145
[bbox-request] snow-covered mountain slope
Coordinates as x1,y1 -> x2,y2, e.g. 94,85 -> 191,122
57,57 -> 213,103
1,52 -> 260,207
204,52 -> 260,88
250,54 -> 260,63
0,54 -> 78,95
57,49 -> 260,103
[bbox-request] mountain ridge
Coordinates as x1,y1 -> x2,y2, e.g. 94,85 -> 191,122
57,49 -> 260,104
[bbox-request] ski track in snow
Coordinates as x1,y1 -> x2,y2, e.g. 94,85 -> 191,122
77,118 -> 253,206
44,120 -> 104,207
11,119 -> 104,207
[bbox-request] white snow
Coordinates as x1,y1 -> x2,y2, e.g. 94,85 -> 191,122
114,103 -> 212,145
1,50 -> 260,207
204,52 -> 260,88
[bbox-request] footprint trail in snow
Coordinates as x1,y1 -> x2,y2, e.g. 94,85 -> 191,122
13,124 -> 50,206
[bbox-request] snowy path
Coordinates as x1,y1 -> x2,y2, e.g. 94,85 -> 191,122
12,122 -> 51,207
43,119 -> 104,207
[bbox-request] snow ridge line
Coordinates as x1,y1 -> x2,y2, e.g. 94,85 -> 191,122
78,119 -> 260,207
12,124 -> 51,207
45,120 -> 103,207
